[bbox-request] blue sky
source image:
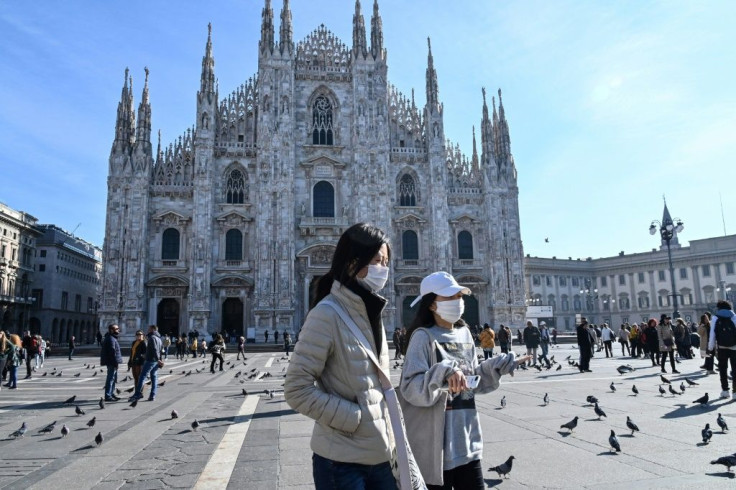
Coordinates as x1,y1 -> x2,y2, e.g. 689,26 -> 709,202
1,0 -> 734,260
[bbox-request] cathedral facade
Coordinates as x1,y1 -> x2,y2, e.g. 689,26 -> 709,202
100,0 -> 526,340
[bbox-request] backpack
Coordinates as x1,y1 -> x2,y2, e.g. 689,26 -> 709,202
714,316 -> 736,347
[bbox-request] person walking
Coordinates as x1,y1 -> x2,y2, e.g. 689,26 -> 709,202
284,223 -> 397,489
539,322 -> 551,367
35,335 -> 46,370
199,338 -> 207,358
656,315 -> 678,374
600,323 -> 614,358
21,331 -> 34,379
162,333 -> 171,360
707,300 -> 736,399
210,334 -> 225,372
189,337 -> 198,359
101,324 -> 123,402
698,313 -> 715,373
0,331 -> 9,390
479,323 -> 495,359
674,318 -> 690,359
283,332 -> 292,358
618,325 -> 631,356
577,318 -> 594,372
264,330 -> 269,343
399,271 -> 528,488
643,319 -> 659,366
131,325 -> 163,402
237,336 -> 246,360
392,328 -> 403,360
127,330 -> 147,395
523,321 -> 541,366
274,330 -> 279,344
3,334 -> 22,390
497,324 -> 510,354
68,336 -> 76,361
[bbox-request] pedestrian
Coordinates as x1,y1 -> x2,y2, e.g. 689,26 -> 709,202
237,336 -> 246,360
190,336 -> 198,359
68,335 -> 76,360
517,329 -> 523,345
0,331 -> 9,389
274,330 -> 279,344
127,330 -> 147,395
3,334 -> 22,390
497,324 -> 509,354
577,318 -> 594,372
131,325 -> 163,402
392,328 -> 402,359
618,324 -> 631,356
523,321 -> 541,366
551,326 -> 558,346
210,334 -> 225,373
674,318 -> 691,359
284,223 -> 396,488
283,332 -> 292,358
479,323 -> 495,359
264,330 -> 269,343
35,335 -> 46,370
21,330 -> 34,379
698,313 -> 715,373
593,325 -> 602,352
101,324 -> 123,402
707,300 -> 736,400
96,331 -> 103,346
199,338 -> 207,358
643,319 -> 659,366
162,333 -> 171,360
399,271 -> 528,488
656,315 -> 678,374
538,321 -> 551,366
600,323 -> 614,358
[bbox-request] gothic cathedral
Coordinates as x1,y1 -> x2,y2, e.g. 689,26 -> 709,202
100,0 -> 526,340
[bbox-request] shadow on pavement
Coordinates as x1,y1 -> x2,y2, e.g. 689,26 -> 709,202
596,452 -> 620,456
253,409 -> 297,418
706,472 -> 735,479
662,401 -> 731,419
483,478 -> 504,487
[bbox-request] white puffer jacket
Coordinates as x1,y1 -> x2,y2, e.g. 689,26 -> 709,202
284,281 -> 392,465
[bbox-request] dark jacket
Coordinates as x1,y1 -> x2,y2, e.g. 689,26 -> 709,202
145,331 -> 163,362
577,324 -> 592,348
524,325 -> 541,348
100,333 -> 123,366
645,325 -> 659,349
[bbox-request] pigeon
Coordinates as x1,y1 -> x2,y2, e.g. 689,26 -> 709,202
560,416 -> 579,433
660,375 -> 671,385
99,398 -> 105,409
95,432 -> 104,446
626,416 -> 640,436
609,430 -> 621,453
191,419 -> 200,431
158,380 -> 165,387
616,366 -> 630,375
64,395 -> 76,404
693,393 -> 709,406
59,424 -> 70,438
685,377 -> 699,386
75,405 -> 85,416
9,422 -> 27,439
594,403 -> 607,419
87,416 -> 96,428
668,385 -> 680,396
38,421 -> 57,434
586,395 -> 599,405
543,393 -> 549,405
488,455 -> 515,478
125,387 -> 135,393
171,409 -> 179,419
130,399 -> 138,408
42,372 -> 48,376
269,391 -> 274,399
679,382 -> 686,394
92,371 -> 97,377
717,413 -> 729,433
74,373 -> 81,378
658,385 -> 666,396
632,385 -> 639,396
556,365 -> 562,371
500,396 -> 506,409
702,423 -> 713,444
242,389 -> 248,397
610,382 -> 616,392
710,454 -> 736,472
56,372 -> 62,377
565,355 -> 571,361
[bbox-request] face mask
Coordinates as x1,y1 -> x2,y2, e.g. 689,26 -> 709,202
357,264 -> 389,292
435,298 -> 465,324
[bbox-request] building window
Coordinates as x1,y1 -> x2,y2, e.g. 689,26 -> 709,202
398,174 -> 417,206
679,268 -> 687,279
313,181 -> 335,217
573,297 -> 581,310
61,291 -> 68,310
561,297 -> 569,311
533,275 -> 541,286
75,294 -> 82,312
619,275 -> 625,286
87,297 -> 93,311
458,231 -> 473,260
162,228 -> 180,260
658,270 -> 666,281
402,230 -> 418,260
702,265 -> 711,277
225,229 -> 243,261
727,262 -> 735,275
638,272 -> 645,283
225,169 -> 246,204
39,264 -> 46,272
600,276 -> 607,287
312,95 -> 334,145
638,296 -> 650,308
40,250 -> 47,257
572,277 -> 579,287
559,276 -> 567,286
619,296 -> 630,309
546,276 -> 552,286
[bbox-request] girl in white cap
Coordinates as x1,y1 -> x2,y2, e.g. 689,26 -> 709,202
399,271 -> 529,489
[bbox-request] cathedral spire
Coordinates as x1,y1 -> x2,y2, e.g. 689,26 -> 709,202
113,67 -> 136,151
369,0 -> 383,60
480,87 -> 493,165
471,125 -> 480,172
135,67 -> 152,152
425,37 -> 439,111
199,23 -> 216,102
352,0 -> 367,59
496,88 -> 511,160
260,0 -> 275,55
155,129 -> 163,166
279,0 -> 293,54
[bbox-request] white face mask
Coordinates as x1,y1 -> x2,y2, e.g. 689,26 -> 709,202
435,298 -> 465,324
357,264 -> 389,292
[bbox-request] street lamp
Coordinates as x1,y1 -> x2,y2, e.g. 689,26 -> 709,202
650,202 -> 684,318
579,282 -> 598,313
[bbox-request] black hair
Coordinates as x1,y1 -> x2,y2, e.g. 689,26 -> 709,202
402,292 -> 466,354
311,223 -> 391,309
716,300 -> 733,310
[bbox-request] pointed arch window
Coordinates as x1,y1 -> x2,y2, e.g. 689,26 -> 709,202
402,230 -> 418,260
225,169 -> 246,204
313,181 -> 335,217
458,231 -> 474,260
162,228 -> 180,260
312,96 -> 334,145
399,174 -> 417,206
225,229 -> 243,261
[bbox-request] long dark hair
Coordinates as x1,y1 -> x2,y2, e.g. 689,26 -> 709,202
310,223 -> 391,309
402,292 -> 466,354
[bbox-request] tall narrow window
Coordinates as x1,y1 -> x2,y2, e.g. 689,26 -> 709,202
225,169 -> 246,204
225,229 -> 243,261
312,96 -> 334,145
313,181 -> 335,217
162,228 -> 180,260
399,174 -> 417,206
402,230 -> 418,260
458,231 -> 473,260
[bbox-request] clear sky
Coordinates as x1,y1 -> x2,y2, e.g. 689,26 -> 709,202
1,0 -> 734,260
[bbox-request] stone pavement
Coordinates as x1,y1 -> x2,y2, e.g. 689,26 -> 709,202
0,345 -> 735,489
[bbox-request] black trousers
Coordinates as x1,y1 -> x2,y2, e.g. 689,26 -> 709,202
604,341 -> 613,357
579,349 -> 592,371
427,459 -> 484,490
717,348 -> 736,392
210,353 -> 224,372
660,350 -> 675,371
620,340 -> 630,356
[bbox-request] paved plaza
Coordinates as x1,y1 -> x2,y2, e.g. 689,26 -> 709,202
0,345 -> 735,489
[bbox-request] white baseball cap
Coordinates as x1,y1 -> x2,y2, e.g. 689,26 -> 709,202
409,271 -> 471,307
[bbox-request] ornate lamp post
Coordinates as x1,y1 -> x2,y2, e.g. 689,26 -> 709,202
650,203 -> 684,318
579,281 -> 598,321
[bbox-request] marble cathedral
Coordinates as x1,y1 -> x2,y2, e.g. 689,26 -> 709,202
100,0 -> 526,340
